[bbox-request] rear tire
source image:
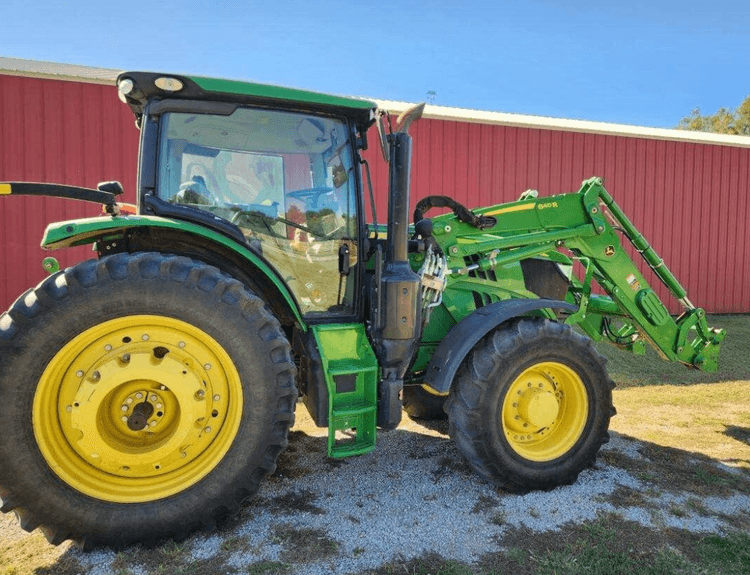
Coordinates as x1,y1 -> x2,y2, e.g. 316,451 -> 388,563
445,318 -> 614,490
0,252 -> 297,548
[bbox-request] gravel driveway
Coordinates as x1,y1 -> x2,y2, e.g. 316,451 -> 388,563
8,407 -> 742,575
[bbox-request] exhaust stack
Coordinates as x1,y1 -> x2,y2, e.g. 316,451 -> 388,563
372,104 -> 425,430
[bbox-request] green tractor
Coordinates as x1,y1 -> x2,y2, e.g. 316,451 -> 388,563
0,72 -> 724,548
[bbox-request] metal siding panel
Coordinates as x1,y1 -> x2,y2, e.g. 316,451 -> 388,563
661,140 -> 677,313
441,121 -> 457,205
737,150 -> 750,312
671,142 -> 687,313
502,127 -> 517,197
537,129 -> 552,194
477,124 -> 490,208
465,123 -> 481,207
428,120 -> 444,198
452,121 -> 470,210
0,75 -> 140,311
511,129 -> 529,194
524,129 -> 540,192
489,124 -> 505,205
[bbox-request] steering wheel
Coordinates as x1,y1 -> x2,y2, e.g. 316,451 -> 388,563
230,209 -> 337,241
286,186 -> 334,208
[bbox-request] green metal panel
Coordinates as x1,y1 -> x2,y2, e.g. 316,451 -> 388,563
189,76 -> 375,112
311,324 -> 378,458
408,177 -> 724,375
41,215 -> 305,326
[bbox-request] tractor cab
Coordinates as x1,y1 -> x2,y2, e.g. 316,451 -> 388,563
119,72 -> 377,320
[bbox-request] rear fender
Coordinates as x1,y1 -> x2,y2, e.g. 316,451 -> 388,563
42,215 -> 305,326
423,299 -> 577,393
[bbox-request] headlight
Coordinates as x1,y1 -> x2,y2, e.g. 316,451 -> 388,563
117,78 -> 135,103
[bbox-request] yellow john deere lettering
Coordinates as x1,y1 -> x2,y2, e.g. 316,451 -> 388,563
485,203 -> 535,216
537,202 -> 559,210
0,184 -> 12,195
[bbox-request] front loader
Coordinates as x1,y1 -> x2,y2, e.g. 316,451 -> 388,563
0,72 -> 724,548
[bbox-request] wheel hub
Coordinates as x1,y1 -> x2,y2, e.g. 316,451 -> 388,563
501,361 -> 588,462
517,388 -> 559,428
127,400 -> 155,431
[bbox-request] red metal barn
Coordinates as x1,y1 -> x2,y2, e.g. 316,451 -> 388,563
1,59 -> 749,314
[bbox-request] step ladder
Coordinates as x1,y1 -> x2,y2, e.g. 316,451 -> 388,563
311,324 -> 378,458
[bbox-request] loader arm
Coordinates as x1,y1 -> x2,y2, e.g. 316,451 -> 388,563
432,177 -> 725,372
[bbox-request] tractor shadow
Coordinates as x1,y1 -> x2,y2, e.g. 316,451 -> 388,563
724,425 -> 750,447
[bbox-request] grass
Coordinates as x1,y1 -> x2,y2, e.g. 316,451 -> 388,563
609,380 -> 750,468
372,522 -> 750,575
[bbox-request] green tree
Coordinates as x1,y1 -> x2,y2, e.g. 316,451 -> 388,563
677,93 -> 750,135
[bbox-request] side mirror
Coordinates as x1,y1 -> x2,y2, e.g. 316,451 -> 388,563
376,111 -> 390,163
97,181 -> 124,196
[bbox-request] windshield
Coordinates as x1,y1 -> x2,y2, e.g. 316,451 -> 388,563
157,108 -> 360,317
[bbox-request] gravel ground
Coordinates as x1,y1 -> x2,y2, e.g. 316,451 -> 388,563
63,410 -> 750,575
39,408 -> 748,575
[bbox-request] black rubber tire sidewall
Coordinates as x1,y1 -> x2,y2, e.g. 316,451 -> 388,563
0,253 -> 297,548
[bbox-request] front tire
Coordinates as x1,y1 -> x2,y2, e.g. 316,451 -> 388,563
402,385 -> 447,420
445,318 -> 615,490
0,252 -> 297,548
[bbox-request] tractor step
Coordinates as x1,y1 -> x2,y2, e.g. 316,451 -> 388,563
311,324 -> 378,458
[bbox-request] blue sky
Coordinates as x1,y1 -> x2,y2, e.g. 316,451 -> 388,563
3,0 -> 749,128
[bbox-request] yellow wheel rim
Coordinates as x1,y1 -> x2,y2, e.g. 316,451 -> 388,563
501,362 -> 588,462
420,384 -> 449,398
33,315 -> 243,503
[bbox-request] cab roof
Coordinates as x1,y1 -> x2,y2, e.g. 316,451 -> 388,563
117,71 -> 377,126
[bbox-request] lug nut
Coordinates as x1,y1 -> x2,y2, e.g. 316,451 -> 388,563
156,403 -> 163,409
76,370 -> 84,378
126,398 -> 133,404
178,341 -> 186,348
105,344 -> 112,351
213,395 -> 220,402
150,395 -> 157,402
121,416 -> 128,422
122,354 -> 131,363
121,405 -> 128,412
142,334 -> 149,341
150,421 -> 157,427
204,363 -> 211,370
195,390 -> 205,400
204,426 -> 212,433
135,392 -> 143,399
92,371 -> 100,381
